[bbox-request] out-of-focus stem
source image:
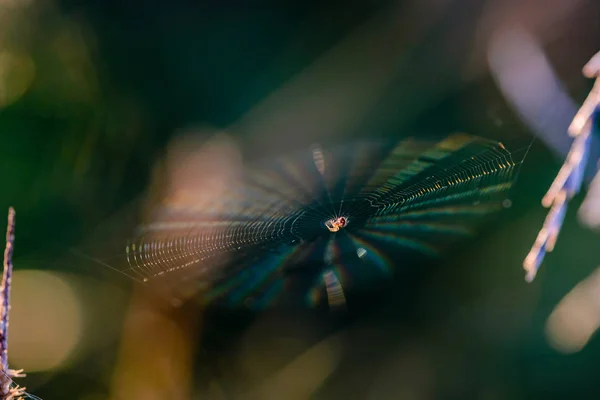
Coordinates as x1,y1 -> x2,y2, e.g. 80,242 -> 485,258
524,50 -> 600,281
0,208 -> 26,399
1,207 -> 15,373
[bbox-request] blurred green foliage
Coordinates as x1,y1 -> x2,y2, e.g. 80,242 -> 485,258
0,0 -> 599,399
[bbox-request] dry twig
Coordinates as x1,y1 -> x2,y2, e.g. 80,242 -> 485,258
524,51 -> 600,281
0,208 -> 26,400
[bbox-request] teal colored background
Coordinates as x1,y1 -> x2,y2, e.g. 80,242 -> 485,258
1,1 -> 599,398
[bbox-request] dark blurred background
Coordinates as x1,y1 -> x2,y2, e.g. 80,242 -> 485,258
1,0 -> 600,399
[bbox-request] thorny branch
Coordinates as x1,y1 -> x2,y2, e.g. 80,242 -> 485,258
524,51 -> 600,281
0,208 -> 26,400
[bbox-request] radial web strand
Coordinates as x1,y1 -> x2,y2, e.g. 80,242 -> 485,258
83,133 -> 529,309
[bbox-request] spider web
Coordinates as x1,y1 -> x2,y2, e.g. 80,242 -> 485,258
82,133 -> 529,309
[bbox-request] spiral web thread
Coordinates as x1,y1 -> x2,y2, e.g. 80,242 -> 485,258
103,133 -> 527,308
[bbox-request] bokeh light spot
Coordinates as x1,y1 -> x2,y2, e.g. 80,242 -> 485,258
546,267 -> 600,354
9,270 -> 82,372
0,51 -> 35,108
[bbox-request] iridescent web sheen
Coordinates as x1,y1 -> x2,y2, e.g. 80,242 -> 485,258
108,133 -> 526,309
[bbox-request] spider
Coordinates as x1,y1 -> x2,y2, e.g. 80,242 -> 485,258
324,216 -> 348,233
